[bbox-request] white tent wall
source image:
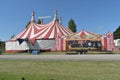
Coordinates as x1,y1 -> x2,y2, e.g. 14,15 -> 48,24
34,40 -> 55,50
5,41 -> 33,52
114,39 -> 120,46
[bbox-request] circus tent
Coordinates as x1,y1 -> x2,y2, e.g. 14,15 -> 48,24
10,19 -> 72,45
65,30 -> 115,51
6,11 -> 73,52
5,11 -> 115,53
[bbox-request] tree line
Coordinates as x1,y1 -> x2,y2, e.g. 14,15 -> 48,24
113,26 -> 120,39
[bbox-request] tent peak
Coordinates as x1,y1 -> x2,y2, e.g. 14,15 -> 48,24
54,10 -> 57,20
53,9 -> 59,22
31,11 -> 35,22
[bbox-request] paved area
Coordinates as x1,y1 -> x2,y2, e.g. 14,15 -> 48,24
0,54 -> 120,61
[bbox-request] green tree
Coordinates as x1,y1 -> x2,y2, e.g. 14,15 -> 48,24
0,41 -> 5,52
10,34 -> 15,39
37,19 -> 42,24
26,21 -> 31,28
113,26 -> 120,39
68,19 -> 77,33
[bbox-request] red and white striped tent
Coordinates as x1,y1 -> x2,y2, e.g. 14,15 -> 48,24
11,19 -> 72,45
6,12 -> 73,52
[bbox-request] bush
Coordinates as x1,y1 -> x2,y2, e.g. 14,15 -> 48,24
0,50 -> 2,55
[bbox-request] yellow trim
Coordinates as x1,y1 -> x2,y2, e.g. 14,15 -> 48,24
66,38 -> 101,41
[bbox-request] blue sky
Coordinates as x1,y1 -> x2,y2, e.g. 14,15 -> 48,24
0,0 -> 120,41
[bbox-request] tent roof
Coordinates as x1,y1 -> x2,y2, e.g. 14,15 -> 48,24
67,30 -> 101,39
10,19 -> 73,44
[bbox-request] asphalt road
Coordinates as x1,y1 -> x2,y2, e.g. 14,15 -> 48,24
0,54 -> 120,61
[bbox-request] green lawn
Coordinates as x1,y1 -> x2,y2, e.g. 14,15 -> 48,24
0,60 -> 120,80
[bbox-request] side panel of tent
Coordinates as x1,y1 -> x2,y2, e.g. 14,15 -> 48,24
102,33 -> 115,51
114,39 -> 120,46
55,38 -> 64,51
34,39 -> 55,50
5,41 -> 32,53
106,35 -> 115,51
103,37 -> 107,51
51,36 -> 65,51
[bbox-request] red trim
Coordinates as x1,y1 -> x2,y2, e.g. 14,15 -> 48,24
61,38 -> 64,51
7,40 -> 17,42
104,37 -> 107,51
6,50 -> 27,53
36,38 -> 55,40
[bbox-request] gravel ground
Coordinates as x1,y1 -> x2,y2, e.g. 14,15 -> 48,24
0,54 -> 120,61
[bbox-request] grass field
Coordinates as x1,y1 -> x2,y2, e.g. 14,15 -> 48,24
0,60 -> 120,80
